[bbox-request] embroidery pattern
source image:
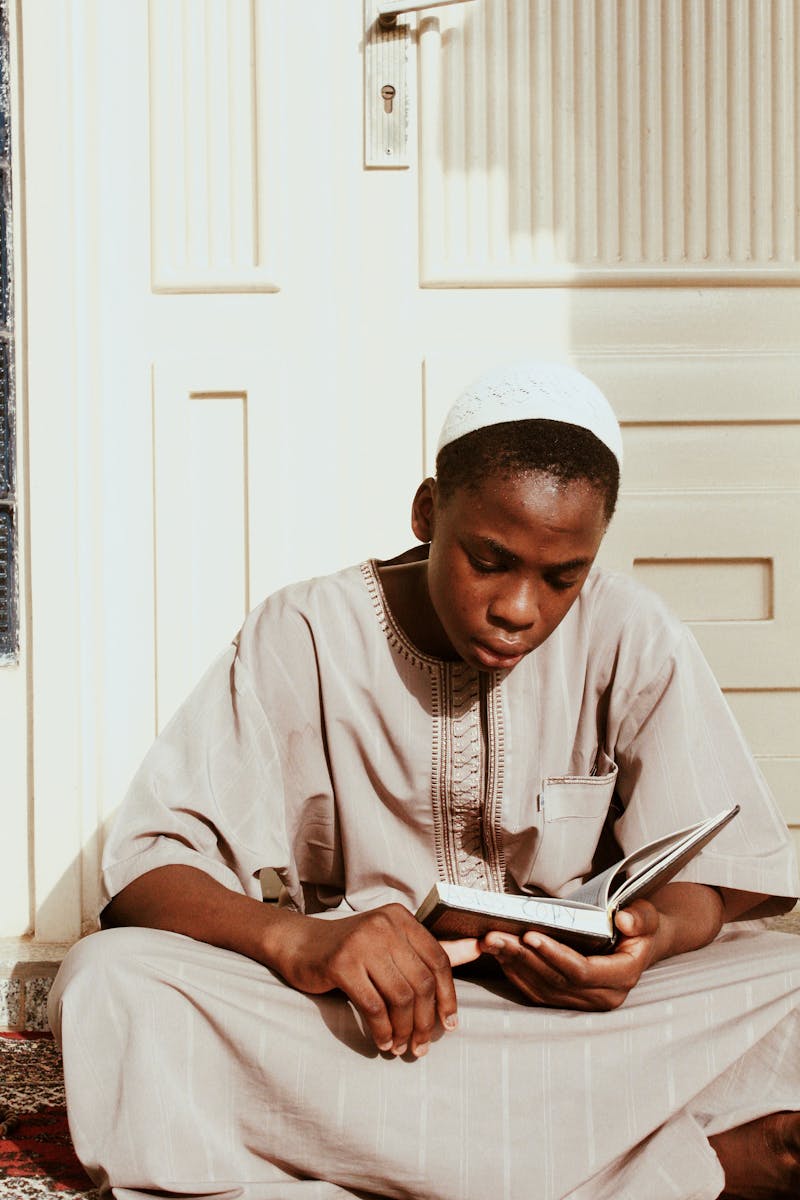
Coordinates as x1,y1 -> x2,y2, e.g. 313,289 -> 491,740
360,561 -> 439,674
439,663 -> 492,888
482,672 -> 507,891
361,559 -> 506,891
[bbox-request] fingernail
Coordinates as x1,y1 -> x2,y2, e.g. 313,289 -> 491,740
413,1043 -> 430,1058
487,936 -> 511,954
393,1043 -> 408,1057
444,1014 -> 458,1031
524,933 -> 542,951
377,1040 -> 393,1052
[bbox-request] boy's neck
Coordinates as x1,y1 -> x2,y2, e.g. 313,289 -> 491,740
377,556 -> 459,661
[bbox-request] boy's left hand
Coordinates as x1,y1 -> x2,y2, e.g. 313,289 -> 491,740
478,898 -> 663,1010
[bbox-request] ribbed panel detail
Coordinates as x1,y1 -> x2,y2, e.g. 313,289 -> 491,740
148,0 -> 281,292
419,0 -> 800,284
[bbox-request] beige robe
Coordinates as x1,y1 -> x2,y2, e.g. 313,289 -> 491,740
50,559 -> 800,1199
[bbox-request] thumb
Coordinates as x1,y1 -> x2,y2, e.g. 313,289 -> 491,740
615,899 -> 659,939
439,937 -> 482,967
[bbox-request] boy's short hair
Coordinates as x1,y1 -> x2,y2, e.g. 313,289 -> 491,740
435,418 -> 620,523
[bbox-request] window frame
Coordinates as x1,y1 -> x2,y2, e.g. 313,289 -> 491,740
0,0 -> 16,664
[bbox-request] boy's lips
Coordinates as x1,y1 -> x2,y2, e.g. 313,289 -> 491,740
471,639 -> 528,669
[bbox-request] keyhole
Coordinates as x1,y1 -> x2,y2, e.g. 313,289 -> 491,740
381,84 -> 396,115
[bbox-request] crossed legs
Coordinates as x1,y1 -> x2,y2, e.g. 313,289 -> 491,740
712,1111 -> 800,1199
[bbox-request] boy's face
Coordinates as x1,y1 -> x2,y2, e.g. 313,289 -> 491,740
412,470 -> 608,672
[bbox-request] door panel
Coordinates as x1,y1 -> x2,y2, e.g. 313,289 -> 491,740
418,0 -> 800,285
149,0 -> 284,293
14,0 -> 799,938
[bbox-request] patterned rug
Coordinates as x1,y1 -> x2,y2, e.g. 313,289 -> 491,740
0,1032 -> 98,1198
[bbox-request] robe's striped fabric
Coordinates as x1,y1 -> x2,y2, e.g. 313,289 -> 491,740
51,560 -> 800,1198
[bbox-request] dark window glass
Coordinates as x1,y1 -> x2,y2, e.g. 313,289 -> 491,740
0,341 -> 10,499
0,506 -> 13,651
0,0 -> 14,661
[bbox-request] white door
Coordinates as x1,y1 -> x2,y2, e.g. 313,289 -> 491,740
9,0 -> 800,940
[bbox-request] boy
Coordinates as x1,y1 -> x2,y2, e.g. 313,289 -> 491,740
51,363 -> 800,1199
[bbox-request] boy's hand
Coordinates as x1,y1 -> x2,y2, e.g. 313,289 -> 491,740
467,881 -> 740,1010
439,937 -> 483,968
271,904 -> 459,1057
479,898 -> 662,1010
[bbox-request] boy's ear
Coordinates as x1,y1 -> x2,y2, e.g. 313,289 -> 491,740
411,478 -> 437,543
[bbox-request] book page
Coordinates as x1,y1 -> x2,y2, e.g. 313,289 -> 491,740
567,806 -> 739,912
568,862 -> 624,909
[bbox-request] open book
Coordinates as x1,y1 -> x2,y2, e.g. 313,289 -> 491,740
416,805 -> 739,954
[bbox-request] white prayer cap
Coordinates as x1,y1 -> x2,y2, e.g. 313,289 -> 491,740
436,361 -> 623,466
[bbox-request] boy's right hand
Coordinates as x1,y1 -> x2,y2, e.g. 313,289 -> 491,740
103,868 -> 458,1059
269,903 -> 458,1058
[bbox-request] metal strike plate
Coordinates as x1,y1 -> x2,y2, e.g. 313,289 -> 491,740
364,0 -> 410,169
378,0 -> 475,25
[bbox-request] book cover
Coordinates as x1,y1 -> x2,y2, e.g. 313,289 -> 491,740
416,805 -> 739,954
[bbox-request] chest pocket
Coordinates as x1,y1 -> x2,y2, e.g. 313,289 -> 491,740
528,751 -> 619,897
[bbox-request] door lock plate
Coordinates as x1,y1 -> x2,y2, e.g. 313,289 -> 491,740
364,0 -> 410,169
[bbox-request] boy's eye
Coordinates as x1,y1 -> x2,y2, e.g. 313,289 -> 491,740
547,576 -> 579,592
467,552 -> 503,574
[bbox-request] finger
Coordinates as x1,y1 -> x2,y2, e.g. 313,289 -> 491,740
396,953 -> 440,1057
498,956 -> 633,1012
615,899 -> 659,939
370,939 -> 452,1056
499,930 -> 646,995
489,948 -> 602,1009
481,932 -> 580,991
500,966 -> 598,1008
407,928 -> 460,1037
366,958 -> 419,1055
439,937 -> 482,968
345,970 -> 395,1052
479,931 -> 638,1010
518,932 -> 593,984
401,935 -> 460,1051
575,938 -> 652,992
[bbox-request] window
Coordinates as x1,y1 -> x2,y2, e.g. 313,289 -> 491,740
0,0 -> 14,663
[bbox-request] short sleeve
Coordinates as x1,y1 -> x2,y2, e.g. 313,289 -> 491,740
101,645 -> 291,908
610,626 -> 799,915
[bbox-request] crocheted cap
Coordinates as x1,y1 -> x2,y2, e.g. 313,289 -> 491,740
436,361 -> 623,466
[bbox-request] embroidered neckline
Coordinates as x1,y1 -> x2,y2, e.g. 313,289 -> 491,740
361,559 -> 450,673
360,558 -> 506,891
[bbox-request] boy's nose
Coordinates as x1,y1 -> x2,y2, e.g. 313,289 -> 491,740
488,581 -> 539,631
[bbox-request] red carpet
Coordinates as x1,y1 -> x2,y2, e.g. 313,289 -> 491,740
0,1031 -> 98,1197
